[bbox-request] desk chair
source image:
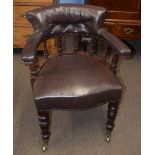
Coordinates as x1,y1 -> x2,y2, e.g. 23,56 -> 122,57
22,4 -> 131,151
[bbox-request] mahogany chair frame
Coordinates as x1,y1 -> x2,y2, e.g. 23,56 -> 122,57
22,4 -> 131,151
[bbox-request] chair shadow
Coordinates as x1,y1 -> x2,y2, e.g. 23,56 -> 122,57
51,104 -> 108,148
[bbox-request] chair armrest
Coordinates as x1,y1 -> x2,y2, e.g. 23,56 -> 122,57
98,28 -> 131,58
21,32 -> 42,64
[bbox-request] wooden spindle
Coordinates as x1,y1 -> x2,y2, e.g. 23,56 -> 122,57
80,36 -> 88,52
93,38 -> 98,54
110,51 -> 118,74
102,41 -> 109,64
74,27 -> 80,52
43,41 -> 48,59
57,34 -> 63,56
62,34 -> 66,52
90,37 -> 94,56
74,32 -> 80,52
29,57 -> 39,89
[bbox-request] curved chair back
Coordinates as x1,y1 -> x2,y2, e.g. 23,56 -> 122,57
25,4 -> 108,39
22,4 -> 131,67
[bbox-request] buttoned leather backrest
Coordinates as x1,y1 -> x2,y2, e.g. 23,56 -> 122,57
25,4 -> 108,39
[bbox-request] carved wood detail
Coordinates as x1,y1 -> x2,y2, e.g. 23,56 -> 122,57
106,101 -> 119,134
37,111 -> 50,143
29,57 -> 39,89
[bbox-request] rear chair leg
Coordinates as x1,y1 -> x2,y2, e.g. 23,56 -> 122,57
106,101 -> 119,142
37,111 -> 50,151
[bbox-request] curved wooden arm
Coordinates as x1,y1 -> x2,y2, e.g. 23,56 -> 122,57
21,32 -> 43,64
98,28 -> 131,58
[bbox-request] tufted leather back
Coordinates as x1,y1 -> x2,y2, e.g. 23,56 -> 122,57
25,4 -> 108,40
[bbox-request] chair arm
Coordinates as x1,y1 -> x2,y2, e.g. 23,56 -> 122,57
21,32 -> 43,64
98,28 -> 131,58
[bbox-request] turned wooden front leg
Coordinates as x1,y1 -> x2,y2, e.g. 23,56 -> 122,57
106,101 -> 119,142
37,111 -> 50,151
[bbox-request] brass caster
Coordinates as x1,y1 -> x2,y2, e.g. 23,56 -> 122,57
42,145 -> 47,152
42,140 -> 48,152
105,135 -> 111,143
105,131 -> 111,143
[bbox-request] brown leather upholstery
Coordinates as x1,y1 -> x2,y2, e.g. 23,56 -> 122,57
98,29 -> 131,58
22,4 -> 131,64
33,53 -> 122,110
25,4 -> 108,38
22,32 -> 42,64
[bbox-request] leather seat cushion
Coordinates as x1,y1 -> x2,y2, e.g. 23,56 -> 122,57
33,53 -> 122,110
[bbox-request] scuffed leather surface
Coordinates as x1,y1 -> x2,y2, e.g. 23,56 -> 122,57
21,32 -> 43,64
33,53 -> 122,110
98,28 -> 131,58
25,4 -> 108,39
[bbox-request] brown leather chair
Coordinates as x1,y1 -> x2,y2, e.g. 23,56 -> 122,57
22,4 -> 131,151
